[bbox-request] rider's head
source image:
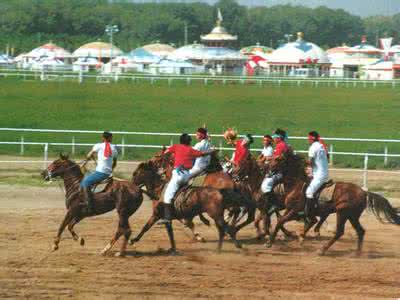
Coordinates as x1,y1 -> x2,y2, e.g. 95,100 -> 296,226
308,131 -> 320,144
180,133 -> 192,145
196,127 -> 208,141
102,131 -> 113,142
263,135 -> 272,146
243,133 -> 254,147
272,128 -> 286,144
223,128 -> 238,145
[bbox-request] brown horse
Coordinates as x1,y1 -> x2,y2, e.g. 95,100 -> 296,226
266,153 -> 400,256
150,150 -> 256,236
129,160 -> 244,252
42,154 -> 145,257
233,154 -> 298,240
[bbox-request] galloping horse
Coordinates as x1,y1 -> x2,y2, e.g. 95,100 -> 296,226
150,150 -> 256,236
266,153 -> 400,255
129,160 -> 244,252
42,154 -> 145,257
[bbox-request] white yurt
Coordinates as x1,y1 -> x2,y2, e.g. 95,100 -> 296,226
73,42 -> 123,62
149,59 -> 203,75
362,59 -> 400,80
389,45 -> 400,59
267,32 -> 330,77
0,54 -> 15,67
142,43 -> 175,58
72,57 -> 102,72
31,56 -> 66,71
28,43 -> 72,60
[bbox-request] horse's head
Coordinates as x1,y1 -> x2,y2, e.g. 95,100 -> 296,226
42,153 -> 79,181
233,154 -> 260,180
131,160 -> 161,187
150,147 -> 173,177
269,153 -> 307,180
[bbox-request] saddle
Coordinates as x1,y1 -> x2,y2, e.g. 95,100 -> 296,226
91,176 -> 114,193
314,180 -> 336,205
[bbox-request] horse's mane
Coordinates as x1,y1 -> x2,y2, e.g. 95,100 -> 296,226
280,152 -> 307,180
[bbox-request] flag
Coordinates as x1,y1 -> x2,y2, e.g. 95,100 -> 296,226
217,9 -> 223,22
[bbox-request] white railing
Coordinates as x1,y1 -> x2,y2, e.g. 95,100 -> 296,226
1,127 -> 399,166
1,68 -> 399,87
1,140 -> 400,190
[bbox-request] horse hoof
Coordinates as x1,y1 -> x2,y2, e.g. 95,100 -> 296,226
114,251 -> 126,258
129,238 -> 138,245
317,249 -> 325,256
265,241 -> 272,248
52,244 -> 59,252
235,243 -> 243,249
298,236 -> 305,245
79,238 -> 85,246
167,248 -> 179,256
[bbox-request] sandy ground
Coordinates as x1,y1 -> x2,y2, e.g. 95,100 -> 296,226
1,157 -> 400,299
0,181 -> 399,299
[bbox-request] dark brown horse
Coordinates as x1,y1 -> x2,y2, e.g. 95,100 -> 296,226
150,150 -> 256,237
129,160 -> 244,252
266,153 -> 400,255
42,154 -> 145,257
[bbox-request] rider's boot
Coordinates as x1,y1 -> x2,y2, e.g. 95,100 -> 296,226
304,197 -> 316,219
81,187 -> 95,214
158,203 -> 173,225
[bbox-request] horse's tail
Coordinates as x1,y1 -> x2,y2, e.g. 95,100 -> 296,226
367,192 -> 400,225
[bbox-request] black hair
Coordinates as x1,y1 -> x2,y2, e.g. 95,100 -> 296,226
180,133 -> 192,145
275,128 -> 287,138
308,131 -> 320,140
103,131 -> 112,140
197,127 -> 208,136
246,133 -> 254,145
264,134 -> 272,140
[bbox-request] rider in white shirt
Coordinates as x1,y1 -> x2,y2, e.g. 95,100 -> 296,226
80,131 -> 118,213
305,131 -> 329,218
189,127 -> 211,178
258,134 -> 273,165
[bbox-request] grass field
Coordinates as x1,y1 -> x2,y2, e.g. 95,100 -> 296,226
0,78 -> 399,168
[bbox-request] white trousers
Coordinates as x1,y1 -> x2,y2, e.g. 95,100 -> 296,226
164,169 -> 191,204
306,176 -> 329,198
261,173 -> 283,193
189,165 -> 206,179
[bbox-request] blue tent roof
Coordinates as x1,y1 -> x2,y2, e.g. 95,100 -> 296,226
128,48 -> 161,63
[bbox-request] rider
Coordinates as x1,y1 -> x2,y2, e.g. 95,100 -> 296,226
189,127 -> 211,178
160,133 -> 215,224
223,128 -> 254,172
80,131 -> 118,213
258,134 -> 273,165
260,129 -> 290,207
305,130 -> 329,217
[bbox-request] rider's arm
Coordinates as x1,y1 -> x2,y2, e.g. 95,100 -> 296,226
112,158 -> 117,170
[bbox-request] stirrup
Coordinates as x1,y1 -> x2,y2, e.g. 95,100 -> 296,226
157,218 -> 171,225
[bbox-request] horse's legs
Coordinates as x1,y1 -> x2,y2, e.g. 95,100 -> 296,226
266,209 -> 296,248
233,204 -> 255,236
67,217 -> 85,246
299,216 -> 318,244
318,211 -> 348,256
115,210 -> 133,257
348,215 -> 365,256
182,218 -> 206,242
165,222 -> 177,253
313,213 -> 329,237
53,210 -> 74,251
254,211 -> 265,239
129,214 -> 159,245
214,217 -> 227,252
101,225 -> 125,256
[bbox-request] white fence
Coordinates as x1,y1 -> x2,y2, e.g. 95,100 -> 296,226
0,140 -> 398,190
1,68 -> 400,87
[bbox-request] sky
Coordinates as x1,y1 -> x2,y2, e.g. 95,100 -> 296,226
123,0 -> 400,17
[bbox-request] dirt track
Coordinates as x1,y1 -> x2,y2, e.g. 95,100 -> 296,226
0,182 -> 399,299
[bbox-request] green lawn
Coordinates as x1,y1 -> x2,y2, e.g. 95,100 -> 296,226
0,78 -> 399,168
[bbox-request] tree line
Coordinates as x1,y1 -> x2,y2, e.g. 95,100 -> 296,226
0,0 -> 398,54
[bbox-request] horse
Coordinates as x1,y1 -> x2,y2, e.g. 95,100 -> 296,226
266,152 -> 400,256
129,160 -> 244,252
232,154 -> 299,240
42,154 -> 146,257
150,150 -> 256,237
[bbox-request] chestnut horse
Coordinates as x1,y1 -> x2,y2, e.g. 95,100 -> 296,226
129,160 -> 244,252
267,153 -> 400,256
150,150 -> 256,236
43,154 -> 146,257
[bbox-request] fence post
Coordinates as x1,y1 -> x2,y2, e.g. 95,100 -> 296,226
170,139 -> 173,146
363,154 -> 368,190
204,78 -> 208,85
72,136 -> 75,155
384,145 -> 388,166
20,136 -> 24,156
186,78 -> 191,85
329,144 -> 333,165
79,69 -> 83,84
43,143 -> 49,169
121,136 -> 125,158
168,78 -> 172,86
